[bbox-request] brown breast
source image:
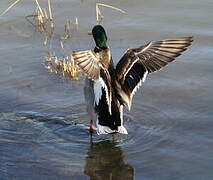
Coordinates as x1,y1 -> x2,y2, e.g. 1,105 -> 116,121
100,48 -> 111,69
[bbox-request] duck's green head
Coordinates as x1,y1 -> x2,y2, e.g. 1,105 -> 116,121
92,25 -> 108,49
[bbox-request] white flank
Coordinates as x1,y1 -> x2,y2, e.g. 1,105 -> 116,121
96,117 -> 128,135
96,124 -> 115,135
117,105 -> 128,134
96,124 -> 128,135
94,77 -> 112,114
96,105 -> 128,135
94,79 -> 103,105
120,105 -> 124,125
117,126 -> 128,134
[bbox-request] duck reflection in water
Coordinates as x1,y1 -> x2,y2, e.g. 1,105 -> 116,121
84,140 -> 134,180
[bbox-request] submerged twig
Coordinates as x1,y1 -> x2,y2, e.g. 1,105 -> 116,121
10,24 -> 31,38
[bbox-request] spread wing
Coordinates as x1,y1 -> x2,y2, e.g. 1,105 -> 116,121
72,50 -> 100,80
72,50 -> 112,114
116,37 -> 193,110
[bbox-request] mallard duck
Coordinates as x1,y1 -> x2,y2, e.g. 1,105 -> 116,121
72,25 -> 193,135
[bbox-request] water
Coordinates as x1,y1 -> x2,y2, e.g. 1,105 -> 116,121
0,0 -> 213,179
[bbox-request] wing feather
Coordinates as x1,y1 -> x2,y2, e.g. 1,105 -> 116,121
72,50 -> 100,80
72,50 -> 112,114
116,37 -> 193,109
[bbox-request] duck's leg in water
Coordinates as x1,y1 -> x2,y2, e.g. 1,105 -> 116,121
112,133 -> 117,142
89,120 -> 97,136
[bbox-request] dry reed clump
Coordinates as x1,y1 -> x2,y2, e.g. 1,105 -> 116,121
43,17 -> 81,80
1,0 -> 81,79
1,1 -> 126,80
25,0 -> 54,37
1,0 -> 55,35
44,55 -> 82,80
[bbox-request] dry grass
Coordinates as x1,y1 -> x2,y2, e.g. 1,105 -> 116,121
1,0 -> 81,79
1,0 -> 54,34
26,0 -> 55,35
44,55 -> 82,80
0,0 -> 22,16
60,19 -> 72,50
1,1 -> 126,80
95,3 -> 126,24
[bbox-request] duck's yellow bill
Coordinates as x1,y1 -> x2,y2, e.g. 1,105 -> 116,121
88,31 -> 92,35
